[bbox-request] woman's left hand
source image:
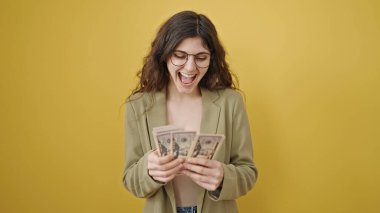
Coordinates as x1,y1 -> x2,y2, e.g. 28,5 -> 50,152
181,157 -> 224,191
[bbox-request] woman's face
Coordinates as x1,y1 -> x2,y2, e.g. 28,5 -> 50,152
166,37 -> 210,95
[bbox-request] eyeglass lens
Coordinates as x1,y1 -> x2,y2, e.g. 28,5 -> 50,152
171,51 -> 210,68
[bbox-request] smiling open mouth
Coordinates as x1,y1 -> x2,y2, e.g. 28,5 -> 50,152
178,72 -> 197,84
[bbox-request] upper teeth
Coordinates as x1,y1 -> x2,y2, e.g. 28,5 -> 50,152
180,72 -> 196,78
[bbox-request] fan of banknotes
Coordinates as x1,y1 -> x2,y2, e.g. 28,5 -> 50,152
152,125 -> 225,159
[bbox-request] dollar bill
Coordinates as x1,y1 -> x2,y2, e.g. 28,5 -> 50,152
152,125 -> 225,159
153,125 -> 183,156
155,131 -> 172,156
171,131 -> 197,158
152,125 -> 181,135
188,134 -> 225,159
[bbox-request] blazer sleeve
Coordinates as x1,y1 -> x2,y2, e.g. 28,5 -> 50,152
208,93 -> 258,201
122,101 -> 164,198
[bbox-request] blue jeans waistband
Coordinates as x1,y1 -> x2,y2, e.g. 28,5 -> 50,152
176,206 -> 197,213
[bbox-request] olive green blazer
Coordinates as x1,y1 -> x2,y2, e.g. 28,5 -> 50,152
123,88 -> 258,213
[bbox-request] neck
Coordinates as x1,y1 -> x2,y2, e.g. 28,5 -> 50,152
167,81 -> 201,101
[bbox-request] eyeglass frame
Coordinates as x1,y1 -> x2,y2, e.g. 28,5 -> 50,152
169,50 -> 211,68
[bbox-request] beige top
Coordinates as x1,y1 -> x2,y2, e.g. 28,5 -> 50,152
165,83 -> 203,207
172,175 -> 200,207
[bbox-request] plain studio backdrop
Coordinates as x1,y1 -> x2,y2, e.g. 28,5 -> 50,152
0,0 -> 379,212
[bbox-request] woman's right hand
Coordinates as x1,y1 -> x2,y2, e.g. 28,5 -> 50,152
147,150 -> 184,183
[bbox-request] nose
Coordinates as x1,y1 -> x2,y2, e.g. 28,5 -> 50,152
183,55 -> 197,71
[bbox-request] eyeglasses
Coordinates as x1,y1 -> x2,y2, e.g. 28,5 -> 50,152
170,50 -> 211,68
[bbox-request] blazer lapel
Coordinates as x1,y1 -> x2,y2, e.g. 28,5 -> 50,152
145,90 -> 177,210
200,88 -> 221,134
146,90 -> 167,149
197,88 -> 221,212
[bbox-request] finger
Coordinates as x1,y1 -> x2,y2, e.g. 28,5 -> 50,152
148,154 -> 174,167
149,163 -> 184,178
153,174 -> 177,183
147,150 -> 159,161
181,170 -> 219,191
181,169 -> 216,185
152,158 -> 184,171
156,154 -> 175,165
185,157 -> 215,167
183,163 -> 212,176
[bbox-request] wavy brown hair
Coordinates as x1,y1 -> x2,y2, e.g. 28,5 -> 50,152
128,10 -> 238,100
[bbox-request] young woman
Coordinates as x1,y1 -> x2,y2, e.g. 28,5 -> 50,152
123,10 -> 258,213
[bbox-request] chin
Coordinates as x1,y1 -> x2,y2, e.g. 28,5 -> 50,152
174,82 -> 199,95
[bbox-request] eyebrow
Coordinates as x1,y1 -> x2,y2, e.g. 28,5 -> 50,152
174,50 -> 210,55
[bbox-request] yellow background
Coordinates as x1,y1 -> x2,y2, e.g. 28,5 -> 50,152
1,0 -> 379,212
